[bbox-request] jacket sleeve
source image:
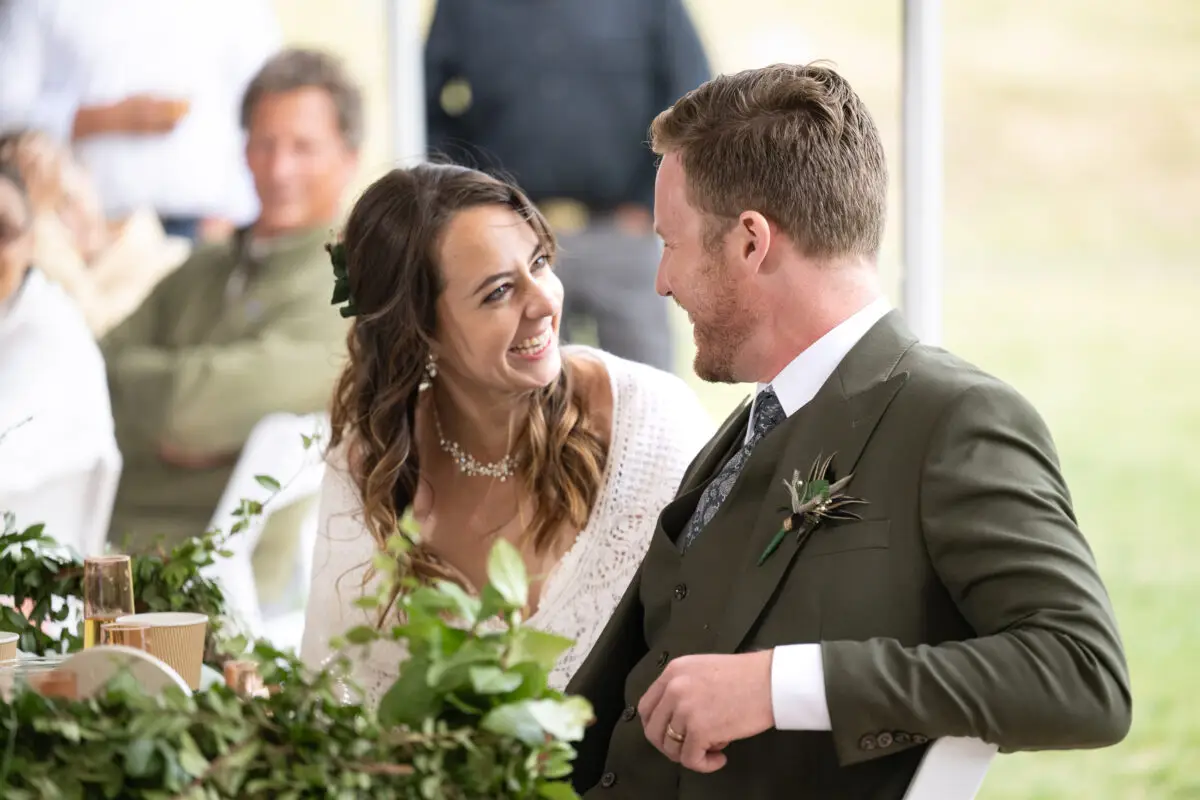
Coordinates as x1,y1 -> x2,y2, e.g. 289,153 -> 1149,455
103,282 -> 346,455
821,380 -> 1131,765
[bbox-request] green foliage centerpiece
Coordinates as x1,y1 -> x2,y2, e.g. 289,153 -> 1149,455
0,506 -> 592,797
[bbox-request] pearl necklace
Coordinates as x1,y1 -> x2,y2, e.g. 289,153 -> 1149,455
433,409 -> 517,481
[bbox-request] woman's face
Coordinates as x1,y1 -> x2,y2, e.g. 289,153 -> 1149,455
432,204 -> 563,396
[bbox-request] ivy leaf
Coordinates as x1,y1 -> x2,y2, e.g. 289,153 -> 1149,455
480,700 -> 548,745
468,665 -> 524,695
124,738 -> 157,777
343,625 -> 378,645
378,655 -> 441,727
477,584 -> 507,622
433,579 -> 480,626
528,696 -> 593,742
177,731 -> 210,777
538,782 -> 581,800
486,539 -> 528,609
254,475 -> 281,491
482,697 -> 593,745
508,628 -> 574,672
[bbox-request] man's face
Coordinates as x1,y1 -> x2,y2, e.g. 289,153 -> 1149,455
654,153 -> 757,384
244,87 -> 358,237
0,179 -> 33,303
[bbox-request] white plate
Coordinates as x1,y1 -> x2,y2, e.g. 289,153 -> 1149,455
58,645 -> 192,698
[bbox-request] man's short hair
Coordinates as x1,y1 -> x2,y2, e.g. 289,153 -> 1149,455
240,48 -> 365,149
650,62 -> 888,261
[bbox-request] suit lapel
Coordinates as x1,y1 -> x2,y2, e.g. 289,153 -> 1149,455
657,398 -> 750,544
713,311 -> 917,653
680,397 -> 750,496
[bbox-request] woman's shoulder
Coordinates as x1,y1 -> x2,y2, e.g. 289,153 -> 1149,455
565,345 -> 714,462
563,344 -> 697,407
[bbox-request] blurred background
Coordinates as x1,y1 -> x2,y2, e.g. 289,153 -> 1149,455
2,0 -> 1195,796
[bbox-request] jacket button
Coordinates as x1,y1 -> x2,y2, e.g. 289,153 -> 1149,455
673,583 -> 688,600
600,771 -> 617,788
912,733 -> 929,744
621,705 -> 636,722
656,650 -> 669,668
859,734 -> 876,751
877,732 -> 894,748
894,732 -> 911,745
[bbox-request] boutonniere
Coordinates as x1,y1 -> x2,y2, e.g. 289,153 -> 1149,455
757,453 -> 868,566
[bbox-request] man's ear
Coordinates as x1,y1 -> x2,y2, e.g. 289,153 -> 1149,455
735,210 -> 772,274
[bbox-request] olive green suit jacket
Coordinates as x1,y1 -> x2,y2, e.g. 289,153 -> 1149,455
567,311 -> 1130,799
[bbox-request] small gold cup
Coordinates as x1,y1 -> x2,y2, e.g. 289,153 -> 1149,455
101,622 -> 150,651
223,660 -> 266,699
0,631 -> 18,663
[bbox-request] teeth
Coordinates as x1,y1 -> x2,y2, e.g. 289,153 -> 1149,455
511,330 -> 551,353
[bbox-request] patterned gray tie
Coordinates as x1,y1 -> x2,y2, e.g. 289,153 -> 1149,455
679,386 -> 787,551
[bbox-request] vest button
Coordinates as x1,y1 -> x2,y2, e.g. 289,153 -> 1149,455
621,705 -> 636,722
673,583 -> 688,600
656,650 -> 669,668
600,771 -> 617,788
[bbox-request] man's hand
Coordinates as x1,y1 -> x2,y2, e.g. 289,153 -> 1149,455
197,217 -> 235,243
157,440 -> 236,470
73,95 -> 190,140
638,651 -> 775,773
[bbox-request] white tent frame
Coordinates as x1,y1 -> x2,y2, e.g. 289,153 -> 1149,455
385,0 -> 943,344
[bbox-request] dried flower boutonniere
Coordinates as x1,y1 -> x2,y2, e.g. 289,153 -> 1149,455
757,453 -> 868,566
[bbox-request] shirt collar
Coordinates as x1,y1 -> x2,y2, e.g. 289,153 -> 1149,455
754,296 -> 894,421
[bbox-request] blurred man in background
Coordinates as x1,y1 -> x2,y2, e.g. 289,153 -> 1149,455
0,0 -> 281,242
424,0 -> 711,371
102,50 -> 360,591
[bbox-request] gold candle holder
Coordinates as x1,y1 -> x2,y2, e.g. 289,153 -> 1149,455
27,667 -> 78,700
223,660 -> 266,699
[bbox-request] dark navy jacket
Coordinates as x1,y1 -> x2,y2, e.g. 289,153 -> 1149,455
424,0 -> 711,211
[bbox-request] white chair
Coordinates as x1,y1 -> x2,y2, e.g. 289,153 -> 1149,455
0,436 -> 122,557
903,736 -> 998,799
203,412 -> 327,645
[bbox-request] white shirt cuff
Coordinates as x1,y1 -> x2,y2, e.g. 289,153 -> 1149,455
771,643 -> 832,730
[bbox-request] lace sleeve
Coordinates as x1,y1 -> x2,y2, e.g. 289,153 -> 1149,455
299,442 -> 413,707
298,443 -> 380,670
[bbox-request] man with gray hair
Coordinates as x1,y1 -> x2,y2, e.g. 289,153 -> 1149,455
102,49 -> 361,588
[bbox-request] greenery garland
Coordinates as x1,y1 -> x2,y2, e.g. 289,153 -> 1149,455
0,495 -> 591,797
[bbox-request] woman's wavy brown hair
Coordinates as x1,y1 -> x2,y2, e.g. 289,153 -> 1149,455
328,164 -> 606,614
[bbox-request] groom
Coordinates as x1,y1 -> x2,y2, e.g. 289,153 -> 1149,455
566,63 -> 1131,798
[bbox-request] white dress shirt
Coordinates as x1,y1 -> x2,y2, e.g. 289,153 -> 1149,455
750,296 -> 894,730
0,0 -> 281,223
0,269 -> 115,494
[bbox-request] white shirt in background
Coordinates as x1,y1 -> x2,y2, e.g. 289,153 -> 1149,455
0,269 -> 117,551
0,0 -> 282,224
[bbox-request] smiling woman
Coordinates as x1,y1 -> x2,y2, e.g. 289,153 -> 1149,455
299,164 -> 716,703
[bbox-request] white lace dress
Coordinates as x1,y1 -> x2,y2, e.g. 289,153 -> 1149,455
299,348 -> 715,705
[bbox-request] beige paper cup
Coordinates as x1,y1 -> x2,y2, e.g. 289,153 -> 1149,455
0,631 -> 18,663
115,612 -> 208,689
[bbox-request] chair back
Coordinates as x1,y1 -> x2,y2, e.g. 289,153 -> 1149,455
902,736 -> 998,800
204,412 -> 328,637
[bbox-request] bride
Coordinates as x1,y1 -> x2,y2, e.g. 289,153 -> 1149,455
299,164 -> 714,702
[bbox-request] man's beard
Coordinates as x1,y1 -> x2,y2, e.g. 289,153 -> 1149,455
690,254 -> 755,384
